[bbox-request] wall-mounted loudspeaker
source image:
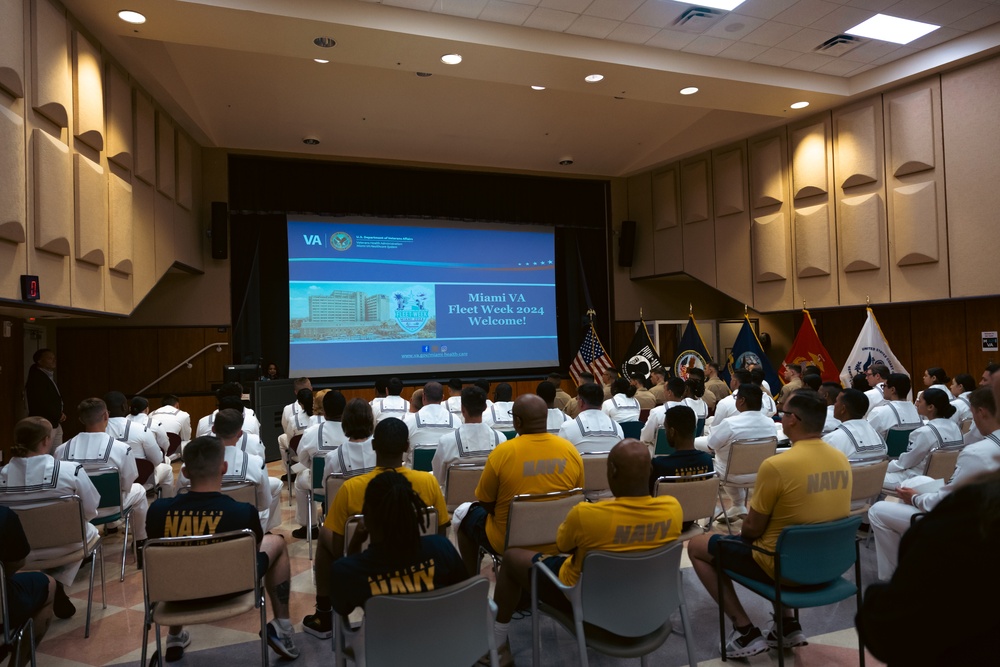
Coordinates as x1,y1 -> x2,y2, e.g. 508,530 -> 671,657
211,201 -> 229,260
618,220 -> 636,267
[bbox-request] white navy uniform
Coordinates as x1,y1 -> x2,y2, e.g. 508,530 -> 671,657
884,418 -> 964,489
482,402 -> 515,432
823,405 -> 841,435
371,395 -> 409,423
822,419 -> 887,464
601,395 -> 640,424
950,392 -> 973,429
404,405 -> 458,465
55,432 -> 149,541
196,408 -> 261,438
705,410 -> 777,512
867,400 -> 921,439
128,413 -> 170,455
639,401 -> 682,446
558,410 -> 624,454
294,420 -> 347,526
444,395 -> 464,419
149,405 -> 192,441
546,408 -> 570,434
0,455 -> 101,586
864,384 -> 886,416
432,423 -> 505,487
108,416 -> 175,497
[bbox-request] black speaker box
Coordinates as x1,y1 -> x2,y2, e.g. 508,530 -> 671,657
618,220 -> 636,267
211,201 -> 229,260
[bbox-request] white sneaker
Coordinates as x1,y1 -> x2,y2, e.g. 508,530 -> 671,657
165,630 -> 191,662
725,626 -> 768,658
726,505 -> 748,519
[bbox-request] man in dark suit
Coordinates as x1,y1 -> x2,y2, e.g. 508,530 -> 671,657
24,349 -> 65,446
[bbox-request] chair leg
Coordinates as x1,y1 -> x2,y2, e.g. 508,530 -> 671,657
260,591 -> 270,667
716,554 -> 727,662
85,545 -> 98,638
120,513 -> 131,582
140,619 -> 150,667
776,607 -> 785,667
28,617 -> 37,667
286,458 -> 293,506
856,549 -> 865,667
99,543 -> 107,609
307,489 -> 314,561
155,623 -> 165,667
677,573 -> 698,667
531,569 -> 541,667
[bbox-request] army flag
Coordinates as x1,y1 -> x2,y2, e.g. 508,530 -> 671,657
674,314 -> 713,380
621,320 -> 661,380
570,323 -> 616,386
783,310 -> 839,384
720,316 -> 781,395
840,308 -> 909,389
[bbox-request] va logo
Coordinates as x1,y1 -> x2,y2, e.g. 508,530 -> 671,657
330,232 -> 353,251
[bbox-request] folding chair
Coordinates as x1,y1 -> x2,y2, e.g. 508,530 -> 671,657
696,418 -> 706,437
166,432 -> 182,461
581,452 -> 611,500
444,463 -> 484,512
482,488 -> 585,573
221,480 -> 258,506
654,428 -> 674,456
343,508 -> 438,557
0,561 -> 37,667
848,459 -> 890,516
135,458 -> 160,498
531,541 -> 696,667
87,465 -> 137,581
140,529 -> 267,667
0,495 -> 105,638
885,426 -> 919,458
716,437 -> 777,534
412,447 -> 435,473
334,576 -> 498,667
716,515 -> 865,667
923,448 -> 961,481
654,471 -> 719,540
620,421 -> 643,439
960,417 -> 973,435
285,434 -> 303,505
304,456 -> 329,560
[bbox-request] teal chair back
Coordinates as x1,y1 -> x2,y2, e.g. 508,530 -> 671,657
774,515 -> 863,585
413,448 -> 435,472
502,430 -> 517,441
886,426 -> 917,458
620,421 -> 643,439
695,418 -> 705,438
654,428 -> 674,456
312,456 -> 326,504
89,469 -> 122,525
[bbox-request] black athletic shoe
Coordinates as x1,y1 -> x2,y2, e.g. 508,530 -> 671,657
54,584 -> 76,619
291,525 -> 318,540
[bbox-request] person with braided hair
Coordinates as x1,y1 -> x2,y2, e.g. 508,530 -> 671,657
329,470 -> 466,616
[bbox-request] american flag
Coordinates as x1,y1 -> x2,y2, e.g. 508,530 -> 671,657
569,324 -> 615,385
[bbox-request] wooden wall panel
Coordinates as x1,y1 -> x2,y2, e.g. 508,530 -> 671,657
965,298 -> 1000,371
108,328 -> 159,394
749,129 -> 793,312
55,328 -> 110,440
713,142 -> 752,306
651,167 -> 682,274
626,172 -> 654,278
884,79 -> 949,303
790,113 -> 838,308
908,301 -> 967,382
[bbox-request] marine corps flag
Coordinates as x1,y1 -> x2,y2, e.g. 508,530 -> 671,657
840,308 -> 909,391
783,310 -> 839,384
720,316 -> 781,395
674,314 -> 714,380
621,319 -> 661,380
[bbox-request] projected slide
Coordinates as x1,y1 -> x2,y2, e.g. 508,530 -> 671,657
287,217 -> 558,378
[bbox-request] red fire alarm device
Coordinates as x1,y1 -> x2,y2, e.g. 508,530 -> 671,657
20,275 -> 40,302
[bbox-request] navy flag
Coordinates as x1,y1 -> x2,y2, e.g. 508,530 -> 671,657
720,316 -> 780,395
621,320 -> 661,380
673,315 -> 713,380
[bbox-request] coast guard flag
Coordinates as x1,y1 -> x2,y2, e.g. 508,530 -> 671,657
720,316 -> 781,395
621,320 -> 661,380
674,314 -> 714,380
783,310 -> 839,384
840,308 -> 909,389
570,324 -> 616,386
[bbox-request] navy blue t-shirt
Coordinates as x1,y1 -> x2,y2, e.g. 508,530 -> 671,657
649,449 -> 714,490
146,491 -> 262,543
330,534 -> 467,616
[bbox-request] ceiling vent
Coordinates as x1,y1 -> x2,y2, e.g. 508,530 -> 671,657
672,7 -> 726,34
815,34 -> 865,57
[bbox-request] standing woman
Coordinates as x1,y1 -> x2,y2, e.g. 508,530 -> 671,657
0,417 -> 101,619
884,389 -> 963,489
602,378 -> 640,423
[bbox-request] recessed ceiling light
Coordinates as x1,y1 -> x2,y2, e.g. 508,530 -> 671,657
584,74 -> 604,83
677,0 -> 746,9
314,59 -> 329,64
790,101 -> 810,109
441,54 -> 462,65
117,10 -> 146,24
531,85 -> 546,91
416,72 -> 432,77
559,157 -> 574,166
303,137 -> 320,145
313,36 -> 337,48
680,86 -> 699,95
846,14 -> 939,45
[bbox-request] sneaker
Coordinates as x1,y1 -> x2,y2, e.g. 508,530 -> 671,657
291,525 -> 318,540
725,626 -> 768,658
765,616 -> 808,649
54,584 -> 76,619
725,505 -> 748,519
302,610 -> 333,639
478,641 -> 514,667
165,630 -> 191,662
267,622 -> 300,660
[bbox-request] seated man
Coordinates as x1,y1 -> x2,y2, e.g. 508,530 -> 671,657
404,382 -> 458,463
867,373 -> 921,439
822,388 -> 887,464
688,390 -> 851,658
483,383 -> 516,432
536,381 -> 569,434
303,418 -> 449,639
547,373 -> 572,412
639,377 -> 685,447
432,386 -> 505,487
818,382 -> 843,434
490,439 -> 682,660
195,382 -> 262,437
372,377 -> 409,423
105,391 -> 174,497
709,370 -> 751,425
868,386 -> 1000,581
649,405 -> 715,508
458,395 -> 584,576
55,398 -> 149,560
864,364 -> 890,416
146,436 -> 298,662
277,378 -> 311,471
1,506 -> 56,666
702,384 -> 777,520
558,383 -> 624,454
444,378 -> 465,417
330,470 -> 467,620
149,394 -> 192,456
127,396 -> 171,460
176,409 -> 282,533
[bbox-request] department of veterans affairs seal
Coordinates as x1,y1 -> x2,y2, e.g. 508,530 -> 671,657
675,351 -> 707,380
330,231 -> 353,251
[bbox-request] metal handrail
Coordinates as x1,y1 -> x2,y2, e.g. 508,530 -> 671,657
135,342 -> 229,395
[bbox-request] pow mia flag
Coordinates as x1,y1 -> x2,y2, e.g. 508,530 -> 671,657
621,320 -> 661,380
